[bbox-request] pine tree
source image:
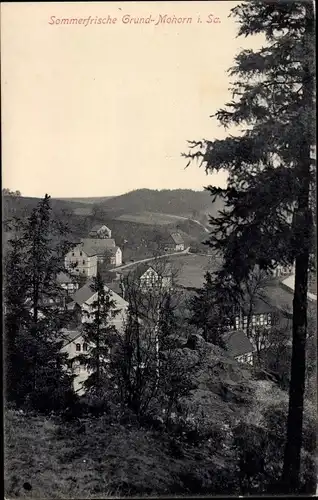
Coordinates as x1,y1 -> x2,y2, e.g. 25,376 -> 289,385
185,1 -> 315,493
4,194 -> 75,411
158,294 -> 179,350
188,271 -> 233,347
74,273 -> 120,395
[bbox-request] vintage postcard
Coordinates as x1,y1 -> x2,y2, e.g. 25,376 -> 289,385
2,1 -> 316,497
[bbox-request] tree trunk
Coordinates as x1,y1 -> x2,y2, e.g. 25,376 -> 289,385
282,5 -> 314,491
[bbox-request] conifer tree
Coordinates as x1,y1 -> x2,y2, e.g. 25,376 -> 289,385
188,271 -> 232,347
74,273 -> 120,394
185,1 -> 315,493
4,194 -> 75,411
158,294 -> 179,350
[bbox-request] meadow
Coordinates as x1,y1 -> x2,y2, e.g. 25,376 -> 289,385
115,212 -> 187,226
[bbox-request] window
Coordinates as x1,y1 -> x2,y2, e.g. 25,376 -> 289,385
72,252 -> 75,256
75,343 -> 81,352
80,251 -> 82,256
260,314 -> 264,325
83,260 -> 85,264
83,343 -> 88,351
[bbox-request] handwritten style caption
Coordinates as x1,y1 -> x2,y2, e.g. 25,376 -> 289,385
48,14 -> 221,26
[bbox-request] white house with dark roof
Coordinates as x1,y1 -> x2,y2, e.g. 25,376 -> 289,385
60,328 -> 90,394
89,224 -> 112,239
65,244 -> 98,278
67,279 -> 128,330
163,232 -> 185,252
61,280 -> 128,394
80,238 -> 122,267
119,262 -> 174,295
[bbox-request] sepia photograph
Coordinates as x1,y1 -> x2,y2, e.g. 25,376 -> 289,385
2,0 -> 317,497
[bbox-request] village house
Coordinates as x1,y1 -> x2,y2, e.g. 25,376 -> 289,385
162,232 -> 185,252
80,238 -> 122,267
66,279 -> 129,330
61,281 -> 129,394
65,244 -> 98,278
223,330 -> 255,365
56,271 -> 79,295
60,328 -> 90,394
89,224 -> 112,239
119,262 -> 174,295
60,327 -> 114,395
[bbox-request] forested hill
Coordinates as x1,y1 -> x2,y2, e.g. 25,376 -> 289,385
96,189 -> 224,218
3,195 -> 90,223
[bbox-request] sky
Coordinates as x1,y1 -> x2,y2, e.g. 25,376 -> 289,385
1,1 -> 264,198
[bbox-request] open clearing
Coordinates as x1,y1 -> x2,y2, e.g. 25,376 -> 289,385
119,252 -> 222,290
115,212 -> 188,226
169,253 -> 222,289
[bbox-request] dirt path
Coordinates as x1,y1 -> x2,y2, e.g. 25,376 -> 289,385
110,247 -> 191,272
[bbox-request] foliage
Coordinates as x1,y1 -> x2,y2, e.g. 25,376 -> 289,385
107,262 -> 199,422
73,273 -> 120,395
233,400 -> 316,494
185,1 -> 315,492
188,271 -> 235,346
4,194 -> 76,412
2,188 -> 21,196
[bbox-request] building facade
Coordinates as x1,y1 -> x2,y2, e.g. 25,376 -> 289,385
61,282 -> 129,394
67,280 -> 129,331
65,245 -> 98,278
108,246 -> 123,267
163,232 -> 185,252
80,238 -> 122,266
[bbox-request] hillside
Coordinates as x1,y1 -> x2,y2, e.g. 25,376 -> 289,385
6,333 -> 309,498
2,195 -> 91,223
96,189 -> 224,220
54,196 -> 114,204
3,339 -> 261,497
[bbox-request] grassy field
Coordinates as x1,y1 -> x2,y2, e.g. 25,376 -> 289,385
115,212 -> 187,226
120,253 -> 222,290
171,253 -> 222,289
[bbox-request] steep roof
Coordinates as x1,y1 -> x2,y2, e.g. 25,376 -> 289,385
59,328 -> 83,347
72,280 -> 95,306
80,238 -> 116,256
71,279 -> 128,308
66,243 -> 96,257
133,262 -> 173,280
170,232 -> 184,245
280,273 -> 317,302
223,330 -> 255,357
108,246 -> 121,255
56,271 -> 74,284
104,280 -> 122,296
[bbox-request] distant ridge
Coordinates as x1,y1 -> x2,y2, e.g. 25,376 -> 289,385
96,188 -> 223,218
53,196 -> 115,204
